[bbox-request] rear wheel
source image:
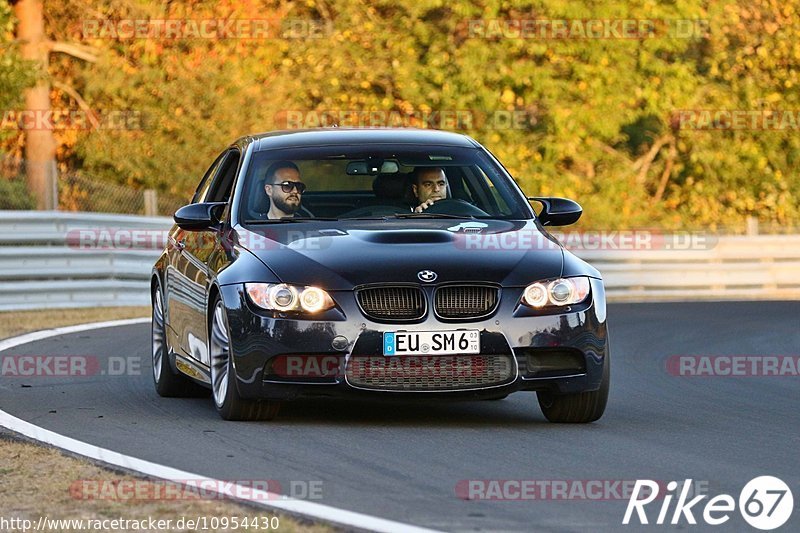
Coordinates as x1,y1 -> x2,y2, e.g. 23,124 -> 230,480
210,297 -> 281,421
537,357 -> 609,423
152,281 -> 199,397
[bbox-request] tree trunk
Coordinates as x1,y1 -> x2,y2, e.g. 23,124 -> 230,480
14,0 -> 57,210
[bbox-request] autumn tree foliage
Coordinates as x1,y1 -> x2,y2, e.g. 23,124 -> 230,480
3,0 -> 798,230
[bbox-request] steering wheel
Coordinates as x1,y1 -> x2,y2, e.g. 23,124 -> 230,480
423,198 -> 489,217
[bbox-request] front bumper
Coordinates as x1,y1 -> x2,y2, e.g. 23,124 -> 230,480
220,279 -> 608,401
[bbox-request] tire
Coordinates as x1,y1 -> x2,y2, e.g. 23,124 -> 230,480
151,281 -> 200,397
537,356 -> 609,423
209,296 -> 281,421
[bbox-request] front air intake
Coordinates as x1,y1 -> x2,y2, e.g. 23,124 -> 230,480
356,286 -> 426,321
434,285 -> 499,319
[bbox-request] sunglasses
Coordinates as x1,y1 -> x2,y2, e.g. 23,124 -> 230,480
271,181 -> 306,194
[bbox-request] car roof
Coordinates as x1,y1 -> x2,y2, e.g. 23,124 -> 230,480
239,128 -> 481,151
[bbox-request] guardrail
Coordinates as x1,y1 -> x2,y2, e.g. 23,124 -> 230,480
0,211 -> 798,310
577,235 -> 800,301
0,212 -> 170,310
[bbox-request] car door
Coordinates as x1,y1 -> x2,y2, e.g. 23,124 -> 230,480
177,148 -> 241,366
165,150 -> 228,362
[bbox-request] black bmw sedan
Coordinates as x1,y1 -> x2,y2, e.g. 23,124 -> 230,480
151,128 -> 610,422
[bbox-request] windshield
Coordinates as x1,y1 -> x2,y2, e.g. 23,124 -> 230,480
238,145 -> 532,223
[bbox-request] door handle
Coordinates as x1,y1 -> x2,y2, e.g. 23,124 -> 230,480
169,236 -> 186,250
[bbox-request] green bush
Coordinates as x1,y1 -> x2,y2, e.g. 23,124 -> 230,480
0,177 -> 35,210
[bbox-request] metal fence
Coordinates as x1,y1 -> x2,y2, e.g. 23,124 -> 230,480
58,174 -> 187,217
0,211 -> 798,311
1,170 -> 187,216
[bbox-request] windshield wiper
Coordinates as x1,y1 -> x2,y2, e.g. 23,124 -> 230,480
392,213 -> 474,219
244,217 -> 338,224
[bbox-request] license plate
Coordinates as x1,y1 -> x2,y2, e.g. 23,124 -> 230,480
383,330 -> 480,356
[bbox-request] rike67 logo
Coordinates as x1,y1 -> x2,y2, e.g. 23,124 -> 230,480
624,477 -> 793,530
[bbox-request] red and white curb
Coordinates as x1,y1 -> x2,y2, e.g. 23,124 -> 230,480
0,318 -> 441,533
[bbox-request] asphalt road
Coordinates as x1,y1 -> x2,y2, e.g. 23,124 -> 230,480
1,302 -> 798,532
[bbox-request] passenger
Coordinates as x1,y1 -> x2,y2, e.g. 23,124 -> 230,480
263,161 -> 306,219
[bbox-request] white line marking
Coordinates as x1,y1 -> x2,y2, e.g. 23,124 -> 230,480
0,318 -> 150,353
0,319 -> 442,533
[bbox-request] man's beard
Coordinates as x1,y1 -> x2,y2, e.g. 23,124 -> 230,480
273,194 -> 300,214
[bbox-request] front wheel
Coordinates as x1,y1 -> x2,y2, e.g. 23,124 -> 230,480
537,357 -> 609,423
209,297 -> 281,421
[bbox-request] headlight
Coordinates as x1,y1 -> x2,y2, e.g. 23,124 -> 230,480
522,277 -> 591,308
246,283 -> 335,313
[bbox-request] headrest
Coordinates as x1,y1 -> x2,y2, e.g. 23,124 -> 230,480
248,177 -> 270,218
373,173 -> 409,200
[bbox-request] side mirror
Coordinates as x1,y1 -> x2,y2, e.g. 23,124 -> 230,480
174,202 -> 226,231
528,197 -> 582,226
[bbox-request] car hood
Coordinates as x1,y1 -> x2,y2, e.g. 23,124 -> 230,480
235,219 -> 564,290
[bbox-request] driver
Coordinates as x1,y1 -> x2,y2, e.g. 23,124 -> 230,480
263,161 -> 306,219
411,167 -> 448,212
